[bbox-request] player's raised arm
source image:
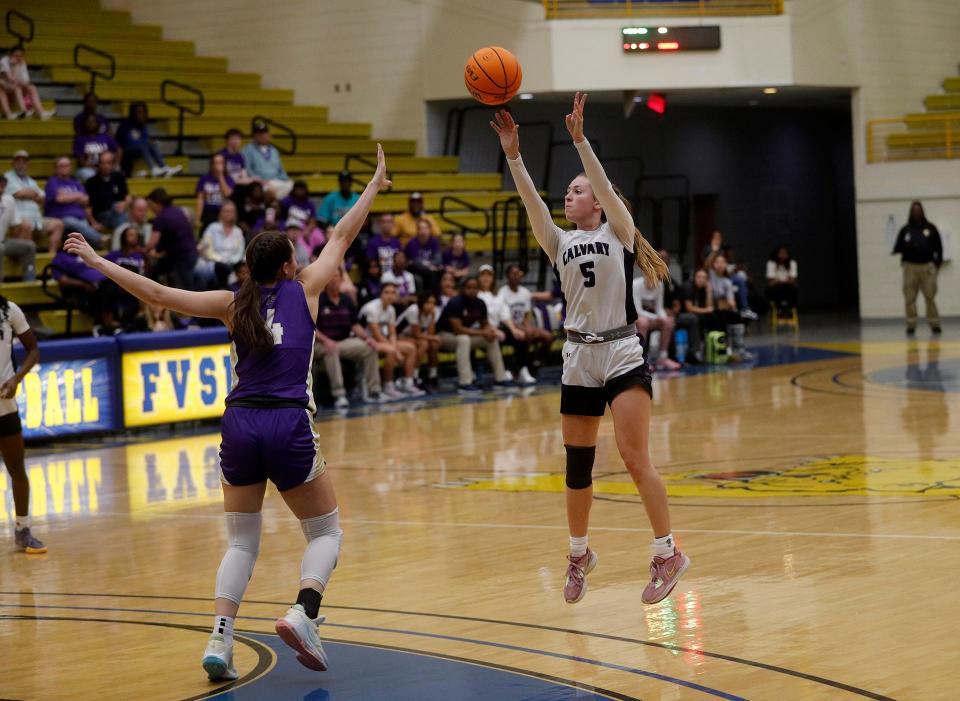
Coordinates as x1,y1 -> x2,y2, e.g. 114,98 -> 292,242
300,143 -> 392,298
63,233 -> 234,323
491,110 -> 562,263
565,92 -> 634,247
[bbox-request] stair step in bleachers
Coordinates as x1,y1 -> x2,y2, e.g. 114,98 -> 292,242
2,253 -> 55,282
127,104 -> 328,121
51,68 -> 262,91
943,77 -> 960,92
370,191 -> 523,213
0,138 -> 74,158
17,22 -> 164,43
923,95 -> 960,112
0,282 -> 50,307
32,37 -> 195,56
905,111 -> 960,128
38,310 -> 94,335
272,155 -> 459,175
28,51 -> 229,73
285,139 -> 417,156
172,119 -> 368,138
94,85 -> 294,105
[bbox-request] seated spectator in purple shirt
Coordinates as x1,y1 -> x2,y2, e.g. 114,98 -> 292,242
405,217 -> 443,291
105,224 -> 146,327
85,151 -> 129,231
280,180 -> 317,230
145,188 -> 198,290
73,92 -> 110,136
442,232 -> 471,280
44,156 -> 103,247
52,240 -> 122,335
228,260 -> 249,293
313,267 -> 382,408
74,113 -> 121,181
357,257 -> 383,307
218,128 -> 254,185
194,153 -> 235,230
116,102 -> 180,178
365,213 -> 402,274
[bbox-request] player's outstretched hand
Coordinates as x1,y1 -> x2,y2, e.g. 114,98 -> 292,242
371,142 -> 393,192
63,232 -> 100,266
490,110 -> 520,160
564,91 -> 588,144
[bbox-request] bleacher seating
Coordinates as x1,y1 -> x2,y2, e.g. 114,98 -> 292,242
883,72 -> 960,159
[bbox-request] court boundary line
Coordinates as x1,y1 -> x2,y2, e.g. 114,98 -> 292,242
0,593 -> 898,700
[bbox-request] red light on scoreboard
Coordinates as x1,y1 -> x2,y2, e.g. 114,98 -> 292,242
657,42 -> 679,51
647,93 -> 666,114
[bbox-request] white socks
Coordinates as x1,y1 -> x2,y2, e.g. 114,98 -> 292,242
15,516 -> 30,529
653,533 -> 675,558
428,366 -> 438,379
569,535 -> 588,558
212,615 -> 235,644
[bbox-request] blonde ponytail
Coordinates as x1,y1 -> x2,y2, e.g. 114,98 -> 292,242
611,186 -> 669,288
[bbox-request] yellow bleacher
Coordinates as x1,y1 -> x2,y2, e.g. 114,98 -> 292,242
871,71 -> 960,161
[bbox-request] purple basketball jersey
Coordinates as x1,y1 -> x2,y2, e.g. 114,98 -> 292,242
226,279 -> 316,412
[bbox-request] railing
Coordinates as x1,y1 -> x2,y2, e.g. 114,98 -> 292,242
161,79 -> 205,156
443,105 -> 499,156
4,9 -> 33,50
542,0 -> 783,19
73,43 -> 116,94
252,115 -> 297,156
342,153 -> 391,184
439,195 -> 490,237
491,196 -> 524,278
867,115 -> 960,163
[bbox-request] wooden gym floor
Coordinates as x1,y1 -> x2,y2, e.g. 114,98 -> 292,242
1,334 -> 956,700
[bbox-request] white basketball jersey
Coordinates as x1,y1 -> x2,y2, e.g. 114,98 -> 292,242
554,223 -> 636,334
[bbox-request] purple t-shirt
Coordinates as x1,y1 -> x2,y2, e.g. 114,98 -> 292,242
44,176 -> 88,220
226,279 -> 316,407
153,206 -> 197,260
405,236 -> 441,265
365,235 -> 401,272
216,148 -> 247,181
195,174 -> 235,220
105,249 -> 145,275
442,248 -> 470,270
73,133 -> 119,165
280,196 -> 317,229
52,251 -> 105,285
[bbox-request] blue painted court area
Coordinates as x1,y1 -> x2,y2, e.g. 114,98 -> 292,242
866,357 -> 960,393
677,343 -> 854,377
223,634 -> 616,701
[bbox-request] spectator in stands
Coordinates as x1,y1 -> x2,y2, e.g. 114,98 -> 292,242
357,257 -> 383,307
318,171 -> 359,227
894,201 -> 942,335
405,218 -> 443,291
145,188 -> 197,290
365,213 -> 402,274
73,92 -> 110,135
443,232 -> 470,280
145,303 -> 176,332
280,180 -> 317,230
497,263 -> 552,385
197,201 -> 244,288
381,250 -> 417,308
5,150 -> 63,252
703,230 -> 756,320
116,102 -> 180,178
633,273 -> 682,371
397,291 -> 441,388
85,151 -> 129,230
303,216 -> 326,252
359,282 -> 424,399
111,196 -> 150,250
437,276 -> 509,394
0,173 -> 35,284
394,192 -> 441,245
0,48 -> 55,121
766,245 -> 799,317
74,113 -> 121,181
105,224 -> 146,328
708,255 -> 739,315
228,260 -> 249,293
285,220 -> 311,269
477,264 -> 508,342
438,270 -> 457,310
194,153 -> 235,230
237,181 -> 267,237
660,248 -> 699,363
51,239 -> 121,336
218,128 -> 253,184
314,267 -> 383,409
681,269 -> 714,342
44,157 -> 103,247
242,120 -> 292,199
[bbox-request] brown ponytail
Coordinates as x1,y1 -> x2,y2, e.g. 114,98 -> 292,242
611,186 -> 669,288
229,230 -> 294,356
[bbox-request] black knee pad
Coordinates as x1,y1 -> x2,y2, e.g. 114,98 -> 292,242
565,445 -> 596,490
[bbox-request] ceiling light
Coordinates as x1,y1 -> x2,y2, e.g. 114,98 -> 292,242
518,93 -> 534,100
763,87 -> 778,95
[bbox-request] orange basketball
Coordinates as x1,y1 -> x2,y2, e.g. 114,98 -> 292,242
464,46 -> 523,106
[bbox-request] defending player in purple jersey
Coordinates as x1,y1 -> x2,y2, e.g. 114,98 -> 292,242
64,143 -> 393,682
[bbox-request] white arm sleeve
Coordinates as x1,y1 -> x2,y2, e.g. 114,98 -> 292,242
573,139 -> 635,248
506,154 -> 562,263
8,302 -> 29,335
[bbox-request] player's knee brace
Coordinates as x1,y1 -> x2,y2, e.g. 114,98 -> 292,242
214,512 -> 262,604
565,445 -> 596,490
300,507 -> 343,588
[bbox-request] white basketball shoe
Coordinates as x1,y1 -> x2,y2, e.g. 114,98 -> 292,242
275,604 -> 329,671
201,633 -> 239,681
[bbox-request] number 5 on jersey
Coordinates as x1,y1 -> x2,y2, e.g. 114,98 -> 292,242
579,261 -> 596,288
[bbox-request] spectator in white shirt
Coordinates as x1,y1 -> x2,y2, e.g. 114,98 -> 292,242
359,283 -> 424,399
0,173 -> 35,283
766,245 -> 798,314
197,201 -> 245,288
381,249 -> 417,309
496,264 -> 552,385
4,151 -> 64,251
0,48 -> 55,120
634,273 -> 682,371
111,196 -> 151,250
397,291 -> 441,388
